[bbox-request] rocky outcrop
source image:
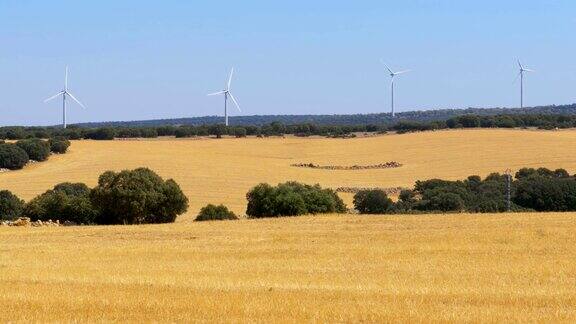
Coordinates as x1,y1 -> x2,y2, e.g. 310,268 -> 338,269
1,217 -> 60,227
335,187 -> 407,195
291,161 -> 402,170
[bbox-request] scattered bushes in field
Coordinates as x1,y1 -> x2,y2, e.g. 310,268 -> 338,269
353,190 -> 394,214
0,190 -> 25,220
351,167 -> 576,214
90,168 -> 189,224
25,183 -> 97,224
0,143 -> 29,170
195,204 -> 238,221
16,138 -> 51,161
246,181 -> 346,218
48,137 -> 71,153
0,139 -> 72,171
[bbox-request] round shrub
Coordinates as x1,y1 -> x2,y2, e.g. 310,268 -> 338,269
195,204 -> 238,221
353,189 -> 394,214
48,137 -> 71,154
0,190 -> 25,220
16,138 -> 50,161
24,182 -> 97,224
0,143 -> 29,170
90,168 -> 189,224
246,181 -> 346,218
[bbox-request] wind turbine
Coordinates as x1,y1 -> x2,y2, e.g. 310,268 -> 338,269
44,66 -> 86,128
208,68 -> 241,126
381,61 -> 410,118
517,60 -> 534,108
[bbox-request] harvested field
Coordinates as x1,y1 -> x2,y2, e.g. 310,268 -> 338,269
1,213 -> 575,322
3,129 -> 576,220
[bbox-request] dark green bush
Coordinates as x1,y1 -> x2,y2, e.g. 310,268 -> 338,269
90,168 -> 189,224
353,190 -> 394,214
16,138 -> 50,161
85,128 -> 115,140
246,181 -> 346,218
24,183 -> 97,224
195,204 -> 238,221
48,137 -> 71,154
0,143 -> 29,170
0,190 -> 25,220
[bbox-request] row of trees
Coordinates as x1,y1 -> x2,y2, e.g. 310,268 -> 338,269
3,113 -> 576,141
0,168 -> 189,225
353,167 -> 576,214
3,167 -> 576,224
0,138 -> 70,170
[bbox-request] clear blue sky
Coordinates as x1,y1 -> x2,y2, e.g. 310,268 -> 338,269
1,0 -> 576,126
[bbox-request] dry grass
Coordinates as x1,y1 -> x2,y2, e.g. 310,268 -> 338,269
1,213 -> 575,322
3,129 -> 576,220
2,129 -> 576,322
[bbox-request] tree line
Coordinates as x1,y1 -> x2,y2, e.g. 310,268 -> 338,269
353,167 -> 576,214
0,138 -> 70,170
3,113 -> 576,141
3,166 -> 576,224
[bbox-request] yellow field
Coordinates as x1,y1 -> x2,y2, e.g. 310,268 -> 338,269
1,213 -> 575,322
2,129 -> 576,321
2,129 -> 576,220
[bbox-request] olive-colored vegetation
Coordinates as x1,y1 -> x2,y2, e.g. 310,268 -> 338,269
246,181 -> 346,217
0,190 -> 24,220
195,204 -> 238,221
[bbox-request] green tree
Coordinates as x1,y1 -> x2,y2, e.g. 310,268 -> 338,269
16,138 -> 50,161
0,143 -> 29,170
48,137 -> 71,154
90,168 -> 189,224
24,183 -> 97,224
353,190 -> 394,214
0,190 -> 25,220
195,204 -> 239,221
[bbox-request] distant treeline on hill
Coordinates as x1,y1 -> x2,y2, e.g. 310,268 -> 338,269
73,103 -> 576,127
3,110 -> 576,141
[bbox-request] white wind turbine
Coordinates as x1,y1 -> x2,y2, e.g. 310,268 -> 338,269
44,66 -> 86,128
517,60 -> 534,108
208,68 -> 241,126
381,61 -> 411,118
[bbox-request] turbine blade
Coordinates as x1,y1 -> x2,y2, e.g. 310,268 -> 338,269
227,68 -> 234,90
66,91 -> 86,108
44,91 -> 64,103
395,69 -> 411,75
380,59 -> 394,74
518,60 -> 523,70
65,66 -> 69,90
513,71 -> 522,84
523,68 -> 535,72
228,92 -> 241,112
207,91 -> 225,96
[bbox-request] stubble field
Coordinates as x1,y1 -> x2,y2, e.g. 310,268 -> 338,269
1,129 -> 576,322
3,129 -> 576,219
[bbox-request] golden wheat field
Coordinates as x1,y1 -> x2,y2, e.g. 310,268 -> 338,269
3,128 -> 576,219
2,129 -> 576,322
1,213 -> 575,322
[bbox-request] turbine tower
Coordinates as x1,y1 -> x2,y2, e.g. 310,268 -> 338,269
381,61 -> 410,118
208,68 -> 241,126
44,67 -> 86,128
517,60 -> 534,108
